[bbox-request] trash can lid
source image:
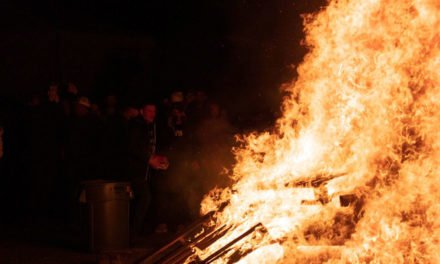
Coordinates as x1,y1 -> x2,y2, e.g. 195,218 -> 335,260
80,180 -> 132,203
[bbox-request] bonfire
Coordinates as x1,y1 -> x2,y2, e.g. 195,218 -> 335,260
144,0 -> 440,263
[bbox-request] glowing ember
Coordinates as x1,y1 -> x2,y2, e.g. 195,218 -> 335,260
189,0 -> 440,262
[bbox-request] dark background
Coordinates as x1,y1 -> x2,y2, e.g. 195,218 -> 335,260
0,0 -> 326,114
0,1 -> 330,260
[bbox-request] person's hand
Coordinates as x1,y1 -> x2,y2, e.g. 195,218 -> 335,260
148,155 -> 162,169
148,155 -> 169,170
158,156 -> 169,170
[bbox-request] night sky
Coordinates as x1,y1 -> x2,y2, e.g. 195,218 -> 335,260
1,0 -> 327,113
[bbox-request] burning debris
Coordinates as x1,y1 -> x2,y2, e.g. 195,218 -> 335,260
144,0 -> 440,262
141,174 -> 362,263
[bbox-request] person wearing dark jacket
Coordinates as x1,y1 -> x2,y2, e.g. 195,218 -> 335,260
124,102 -> 169,238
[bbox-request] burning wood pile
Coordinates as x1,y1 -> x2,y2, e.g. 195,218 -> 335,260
143,0 -> 440,262
140,174 -> 362,264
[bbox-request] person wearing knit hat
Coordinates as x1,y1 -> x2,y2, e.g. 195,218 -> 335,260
73,96 -> 91,117
77,96 -> 91,108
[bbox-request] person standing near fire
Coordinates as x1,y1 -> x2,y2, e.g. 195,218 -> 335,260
124,101 -> 169,240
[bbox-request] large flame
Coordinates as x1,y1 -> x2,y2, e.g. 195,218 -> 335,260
192,0 -> 440,262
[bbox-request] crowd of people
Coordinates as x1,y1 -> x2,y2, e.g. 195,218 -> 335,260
0,82 -> 237,238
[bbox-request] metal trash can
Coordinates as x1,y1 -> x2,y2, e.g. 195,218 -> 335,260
80,181 -> 132,252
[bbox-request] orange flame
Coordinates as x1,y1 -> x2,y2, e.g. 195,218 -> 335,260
191,0 -> 440,262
